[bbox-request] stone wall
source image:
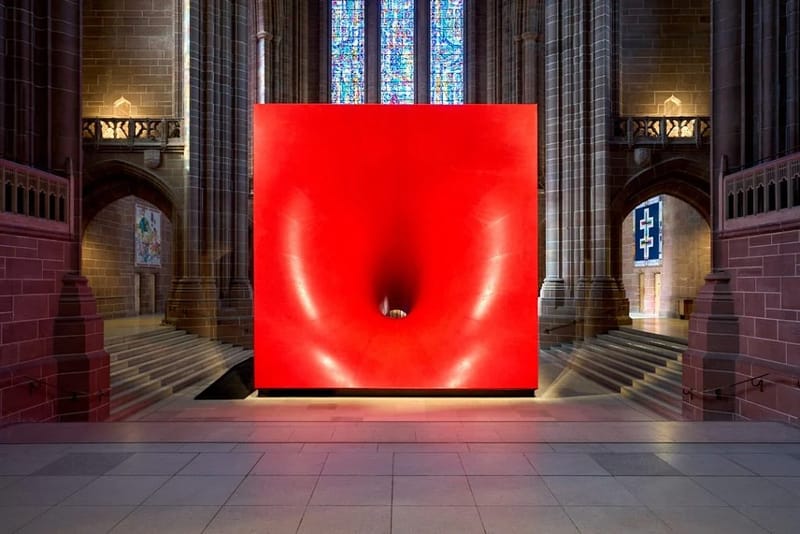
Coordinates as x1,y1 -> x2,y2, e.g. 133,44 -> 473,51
618,0 -> 711,116
82,196 -> 172,319
82,0 -> 179,117
0,227 -> 70,423
721,225 -> 800,423
622,195 -> 710,317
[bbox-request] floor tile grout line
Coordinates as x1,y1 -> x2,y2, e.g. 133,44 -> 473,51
195,450 -> 267,532
295,451 -> 328,534
389,452 -> 395,533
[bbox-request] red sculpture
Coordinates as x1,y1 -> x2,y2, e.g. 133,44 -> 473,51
254,104 -> 538,391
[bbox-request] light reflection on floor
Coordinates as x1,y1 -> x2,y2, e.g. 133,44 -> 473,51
103,315 -> 690,424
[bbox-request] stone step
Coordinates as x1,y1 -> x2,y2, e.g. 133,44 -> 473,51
574,345 -> 650,382
111,337 -> 225,383
107,325 -> 254,420
111,334 -> 204,371
595,334 -> 682,365
609,328 -> 689,353
105,327 -> 180,353
547,346 -> 628,392
170,348 -> 251,392
618,326 -> 689,346
597,331 -> 684,358
110,331 -> 199,365
111,345 -> 250,408
544,329 -> 685,420
654,364 -> 682,381
620,385 -> 683,420
630,375 -> 682,404
581,343 -> 663,374
109,385 -> 174,422
113,343 -> 246,397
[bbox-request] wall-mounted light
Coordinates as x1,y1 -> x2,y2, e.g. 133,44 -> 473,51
663,94 -> 693,138
102,96 -> 133,139
114,96 -> 132,117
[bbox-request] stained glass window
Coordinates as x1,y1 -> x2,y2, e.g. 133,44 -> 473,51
430,0 -> 464,104
331,0 -> 365,104
381,0 -> 415,104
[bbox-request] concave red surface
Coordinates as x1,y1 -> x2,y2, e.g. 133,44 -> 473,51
254,104 -> 538,390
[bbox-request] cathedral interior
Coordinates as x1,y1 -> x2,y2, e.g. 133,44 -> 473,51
1,0 -> 793,424
0,1 -> 799,531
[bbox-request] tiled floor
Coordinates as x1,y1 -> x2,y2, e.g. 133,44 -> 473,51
2,317 -> 798,532
2,435 -> 800,533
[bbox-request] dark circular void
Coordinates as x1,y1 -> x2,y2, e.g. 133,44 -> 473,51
372,226 -> 420,318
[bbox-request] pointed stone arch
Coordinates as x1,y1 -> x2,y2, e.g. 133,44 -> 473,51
610,157 -> 711,311
612,157 -> 710,226
81,159 -> 181,319
82,159 -> 178,231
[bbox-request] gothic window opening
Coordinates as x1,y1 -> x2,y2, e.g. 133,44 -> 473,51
331,0 -> 366,104
736,190 -> 744,217
768,182 -> 776,211
430,0 -> 464,104
779,179 -> 788,209
381,0 -> 415,104
329,0 -> 465,104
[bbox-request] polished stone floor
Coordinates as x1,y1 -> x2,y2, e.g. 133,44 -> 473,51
2,317 -> 798,533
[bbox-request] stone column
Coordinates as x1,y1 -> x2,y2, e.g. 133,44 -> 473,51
0,3 -> 6,158
583,0 -> 630,337
167,0 -> 220,338
518,0 -> 542,105
786,0 -> 799,152
760,0 -> 777,161
220,0 -> 254,347
11,1 -> 34,165
539,0 -> 629,344
519,1 -> 545,289
682,0 -> 743,420
538,0 -> 572,344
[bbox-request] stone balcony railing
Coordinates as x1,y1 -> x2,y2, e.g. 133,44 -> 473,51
721,152 -> 800,233
612,116 -> 711,148
82,118 -> 183,151
0,158 -> 71,231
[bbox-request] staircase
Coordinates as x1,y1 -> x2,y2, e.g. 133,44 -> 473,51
544,327 -> 687,419
106,326 -> 253,420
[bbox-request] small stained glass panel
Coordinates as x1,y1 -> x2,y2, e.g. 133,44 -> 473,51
381,0 -> 415,104
430,0 -> 464,104
331,0 -> 365,104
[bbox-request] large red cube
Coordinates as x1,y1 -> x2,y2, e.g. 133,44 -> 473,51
254,104 -> 538,391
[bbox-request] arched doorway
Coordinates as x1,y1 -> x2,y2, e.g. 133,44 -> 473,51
611,158 -> 711,337
81,160 -> 178,320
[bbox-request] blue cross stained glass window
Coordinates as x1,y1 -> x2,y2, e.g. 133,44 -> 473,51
430,0 -> 464,104
331,0 -> 365,104
381,0 -> 415,104
634,197 -> 662,267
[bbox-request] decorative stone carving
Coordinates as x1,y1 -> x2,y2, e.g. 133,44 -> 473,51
634,147 -> 652,168
143,150 -> 161,169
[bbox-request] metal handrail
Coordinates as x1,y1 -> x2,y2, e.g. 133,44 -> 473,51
23,375 -> 109,402
682,372 -> 800,401
543,319 -> 583,335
